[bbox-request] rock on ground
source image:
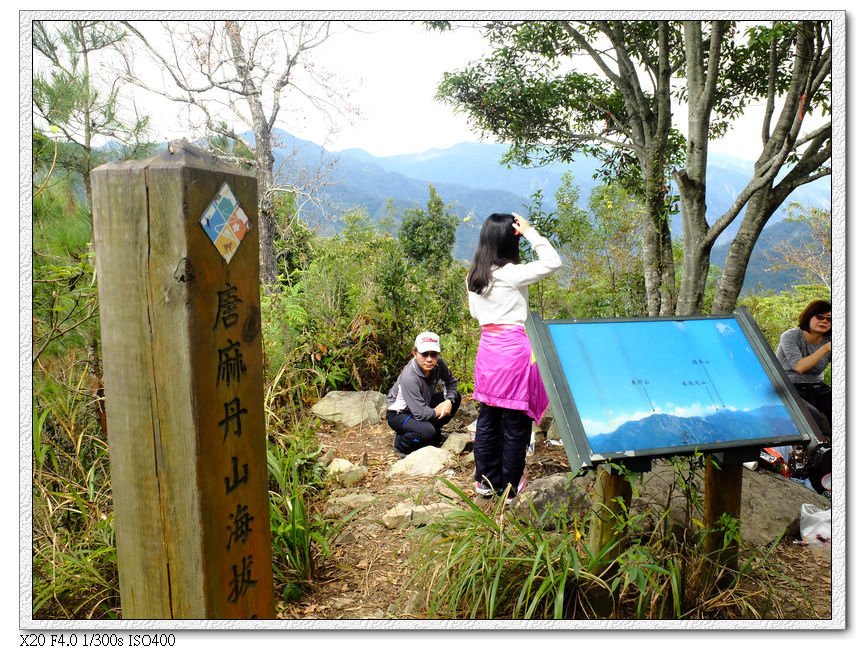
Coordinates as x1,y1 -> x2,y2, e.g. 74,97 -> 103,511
510,473 -> 595,525
324,492 -> 378,518
311,390 -> 387,427
627,461 -> 831,548
506,460 -> 830,548
386,446 -> 453,478
442,433 -> 471,454
326,458 -> 368,487
382,500 -> 459,529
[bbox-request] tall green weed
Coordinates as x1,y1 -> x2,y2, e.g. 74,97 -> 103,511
266,422 -> 329,599
406,461 -> 820,620
32,361 -> 118,619
33,182 -> 100,364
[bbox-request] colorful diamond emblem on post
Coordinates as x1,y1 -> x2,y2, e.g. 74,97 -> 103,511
199,182 -> 252,265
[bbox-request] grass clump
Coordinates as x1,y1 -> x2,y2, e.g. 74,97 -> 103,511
405,462 -> 824,621
32,361 -> 119,619
405,480 -> 605,619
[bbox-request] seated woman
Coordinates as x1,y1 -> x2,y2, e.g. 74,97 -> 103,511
385,331 -> 461,457
775,299 -> 832,440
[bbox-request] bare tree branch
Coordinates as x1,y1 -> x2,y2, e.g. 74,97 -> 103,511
120,20 -> 357,287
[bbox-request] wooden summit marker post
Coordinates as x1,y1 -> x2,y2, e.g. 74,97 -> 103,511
91,141 -> 274,619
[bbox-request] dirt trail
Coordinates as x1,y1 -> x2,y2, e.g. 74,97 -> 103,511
277,414 -> 832,621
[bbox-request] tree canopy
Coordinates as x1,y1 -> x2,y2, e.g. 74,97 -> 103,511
433,19 -> 832,316
33,20 -> 151,210
118,20 -> 356,288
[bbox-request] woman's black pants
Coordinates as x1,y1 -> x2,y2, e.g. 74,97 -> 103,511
473,403 -> 532,496
794,381 -> 832,440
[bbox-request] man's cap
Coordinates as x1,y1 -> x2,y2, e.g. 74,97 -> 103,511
414,331 -> 441,354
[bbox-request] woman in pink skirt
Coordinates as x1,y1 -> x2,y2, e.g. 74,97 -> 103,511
467,212 -> 562,501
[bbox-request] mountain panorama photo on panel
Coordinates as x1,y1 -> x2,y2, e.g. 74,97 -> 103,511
548,318 -> 802,455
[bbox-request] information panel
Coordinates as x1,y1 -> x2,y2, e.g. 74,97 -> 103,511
527,310 -> 815,470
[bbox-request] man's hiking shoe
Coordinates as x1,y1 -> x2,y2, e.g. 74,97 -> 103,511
474,481 -> 495,497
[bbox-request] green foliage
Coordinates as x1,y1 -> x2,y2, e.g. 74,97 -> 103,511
273,193 -> 316,278
766,204 -> 831,290
398,185 -> 459,273
266,418 -> 330,594
32,180 -> 100,365
732,22 -> 831,117
32,514 -> 119,619
525,176 -> 646,319
32,362 -> 119,619
261,285 -> 308,371
33,20 -> 152,201
292,213 -> 394,394
406,460 -> 819,620
208,123 -> 256,170
737,285 -> 831,352
266,204 -> 476,403
405,481 -> 603,619
33,129 -> 60,197
575,183 -> 646,317
435,20 -> 684,187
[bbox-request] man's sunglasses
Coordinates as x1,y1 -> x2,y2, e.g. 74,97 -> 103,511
420,351 -> 439,358
814,314 -> 832,322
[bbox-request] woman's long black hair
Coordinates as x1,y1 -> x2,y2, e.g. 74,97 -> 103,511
467,213 -> 521,294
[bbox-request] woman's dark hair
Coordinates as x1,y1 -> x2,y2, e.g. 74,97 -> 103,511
467,213 -> 521,294
798,299 -> 832,332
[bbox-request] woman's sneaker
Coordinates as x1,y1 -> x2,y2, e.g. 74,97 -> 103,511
474,481 -> 495,497
506,471 -> 529,505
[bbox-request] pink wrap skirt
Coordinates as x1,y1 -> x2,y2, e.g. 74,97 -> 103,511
472,324 -> 548,424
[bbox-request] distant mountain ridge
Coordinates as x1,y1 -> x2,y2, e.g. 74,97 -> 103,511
265,129 -> 830,285
710,217 -> 823,293
589,404 -> 798,454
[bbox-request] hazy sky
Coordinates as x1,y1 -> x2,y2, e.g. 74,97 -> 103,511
301,20 -> 777,160
111,19 -> 793,160
287,21 -> 492,156
117,20 -> 494,155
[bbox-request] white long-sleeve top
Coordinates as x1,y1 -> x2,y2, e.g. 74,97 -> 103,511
468,227 -> 562,326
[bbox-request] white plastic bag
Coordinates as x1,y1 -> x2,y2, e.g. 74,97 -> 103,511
800,503 -> 831,550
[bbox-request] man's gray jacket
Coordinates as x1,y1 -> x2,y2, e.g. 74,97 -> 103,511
386,358 -> 459,421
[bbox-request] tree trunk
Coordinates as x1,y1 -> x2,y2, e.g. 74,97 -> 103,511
677,238 -> 711,315
76,20 -> 94,213
254,140 -> 278,289
675,170 -> 711,315
711,187 -> 774,313
639,149 -> 675,317
225,20 -> 279,289
659,212 -> 676,315
711,21 -> 831,313
674,21 -> 727,317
